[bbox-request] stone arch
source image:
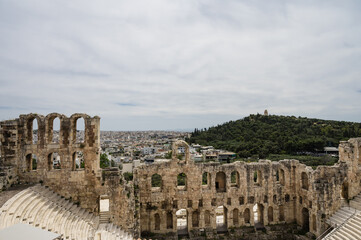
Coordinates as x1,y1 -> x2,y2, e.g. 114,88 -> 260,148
302,208 -> 309,232
152,174 -> 162,188
192,210 -> 200,227
48,152 -> 61,170
279,168 -> 285,185
154,213 -> 160,230
45,113 -> 64,144
70,113 -> 89,144
233,208 -> 239,226
72,151 -> 84,170
177,173 -> 187,190
26,114 -> 43,144
216,206 -> 227,233
204,210 -> 211,226
301,172 -> 309,190
244,208 -> 250,224
231,171 -> 240,187
268,206 -> 273,222
215,172 -> 226,192
172,140 -> 190,162
167,212 -> 173,229
341,181 -> 348,199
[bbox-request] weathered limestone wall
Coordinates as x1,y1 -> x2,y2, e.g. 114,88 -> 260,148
136,139 -> 361,237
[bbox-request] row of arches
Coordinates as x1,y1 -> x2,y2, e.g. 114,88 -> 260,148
25,151 -> 84,171
150,170 -> 309,191
150,206 -> 317,234
25,114 -> 87,145
151,204 -> 288,234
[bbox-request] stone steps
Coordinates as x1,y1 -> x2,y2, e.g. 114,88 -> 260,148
0,184 -> 132,239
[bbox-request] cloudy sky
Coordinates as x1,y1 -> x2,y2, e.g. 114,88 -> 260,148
1,1 -> 361,130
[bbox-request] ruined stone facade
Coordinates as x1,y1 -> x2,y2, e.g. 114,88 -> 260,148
0,113 -> 135,233
135,140 -> 361,237
1,113 -> 361,238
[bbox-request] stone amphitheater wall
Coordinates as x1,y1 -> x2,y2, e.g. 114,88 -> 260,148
135,139 -> 361,237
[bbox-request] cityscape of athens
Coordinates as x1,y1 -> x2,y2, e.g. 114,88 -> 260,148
1,1 -> 361,240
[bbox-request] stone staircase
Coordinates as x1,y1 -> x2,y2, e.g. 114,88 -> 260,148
0,185 -> 133,240
322,194 -> 361,240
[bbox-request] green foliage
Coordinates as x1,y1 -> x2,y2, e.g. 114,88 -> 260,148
151,174 -> 162,187
189,114 -> 361,164
100,153 -> 110,168
123,172 -> 133,181
177,173 -> 186,186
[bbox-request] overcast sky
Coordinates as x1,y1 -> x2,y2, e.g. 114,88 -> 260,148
1,1 -> 361,130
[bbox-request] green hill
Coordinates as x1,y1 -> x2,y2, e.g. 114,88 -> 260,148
187,114 -> 361,159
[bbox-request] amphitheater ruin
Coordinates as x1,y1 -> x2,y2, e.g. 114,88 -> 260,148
1,112 -> 361,239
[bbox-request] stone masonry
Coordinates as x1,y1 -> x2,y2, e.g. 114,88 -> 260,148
1,113 -> 361,238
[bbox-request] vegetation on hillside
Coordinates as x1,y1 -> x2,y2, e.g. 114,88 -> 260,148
187,114 -> 361,160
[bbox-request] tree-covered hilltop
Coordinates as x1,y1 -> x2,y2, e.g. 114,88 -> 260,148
187,114 -> 361,159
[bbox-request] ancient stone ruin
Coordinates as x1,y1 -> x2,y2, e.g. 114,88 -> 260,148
1,113 -> 361,239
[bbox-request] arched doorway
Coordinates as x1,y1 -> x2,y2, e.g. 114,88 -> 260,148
176,209 -> 188,236
216,206 -> 227,233
302,208 -> 310,232
253,203 -> 264,225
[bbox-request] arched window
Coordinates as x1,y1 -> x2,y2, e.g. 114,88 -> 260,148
312,214 -> 317,232
301,172 -> 309,190
202,172 -> 210,185
167,212 -> 173,229
152,174 -> 162,188
75,117 -> 85,143
27,118 -> 39,144
154,213 -> 160,230
177,173 -> 187,190
231,171 -> 240,187
72,151 -> 84,170
192,210 -> 199,227
48,152 -> 61,170
233,208 -> 239,225
268,206 -> 273,222
51,117 -> 60,143
244,208 -> 250,224
215,172 -> 226,192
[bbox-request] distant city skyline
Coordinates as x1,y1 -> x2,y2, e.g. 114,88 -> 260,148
1,1 -> 361,130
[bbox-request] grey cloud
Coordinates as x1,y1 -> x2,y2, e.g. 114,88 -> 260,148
1,0 -> 361,129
